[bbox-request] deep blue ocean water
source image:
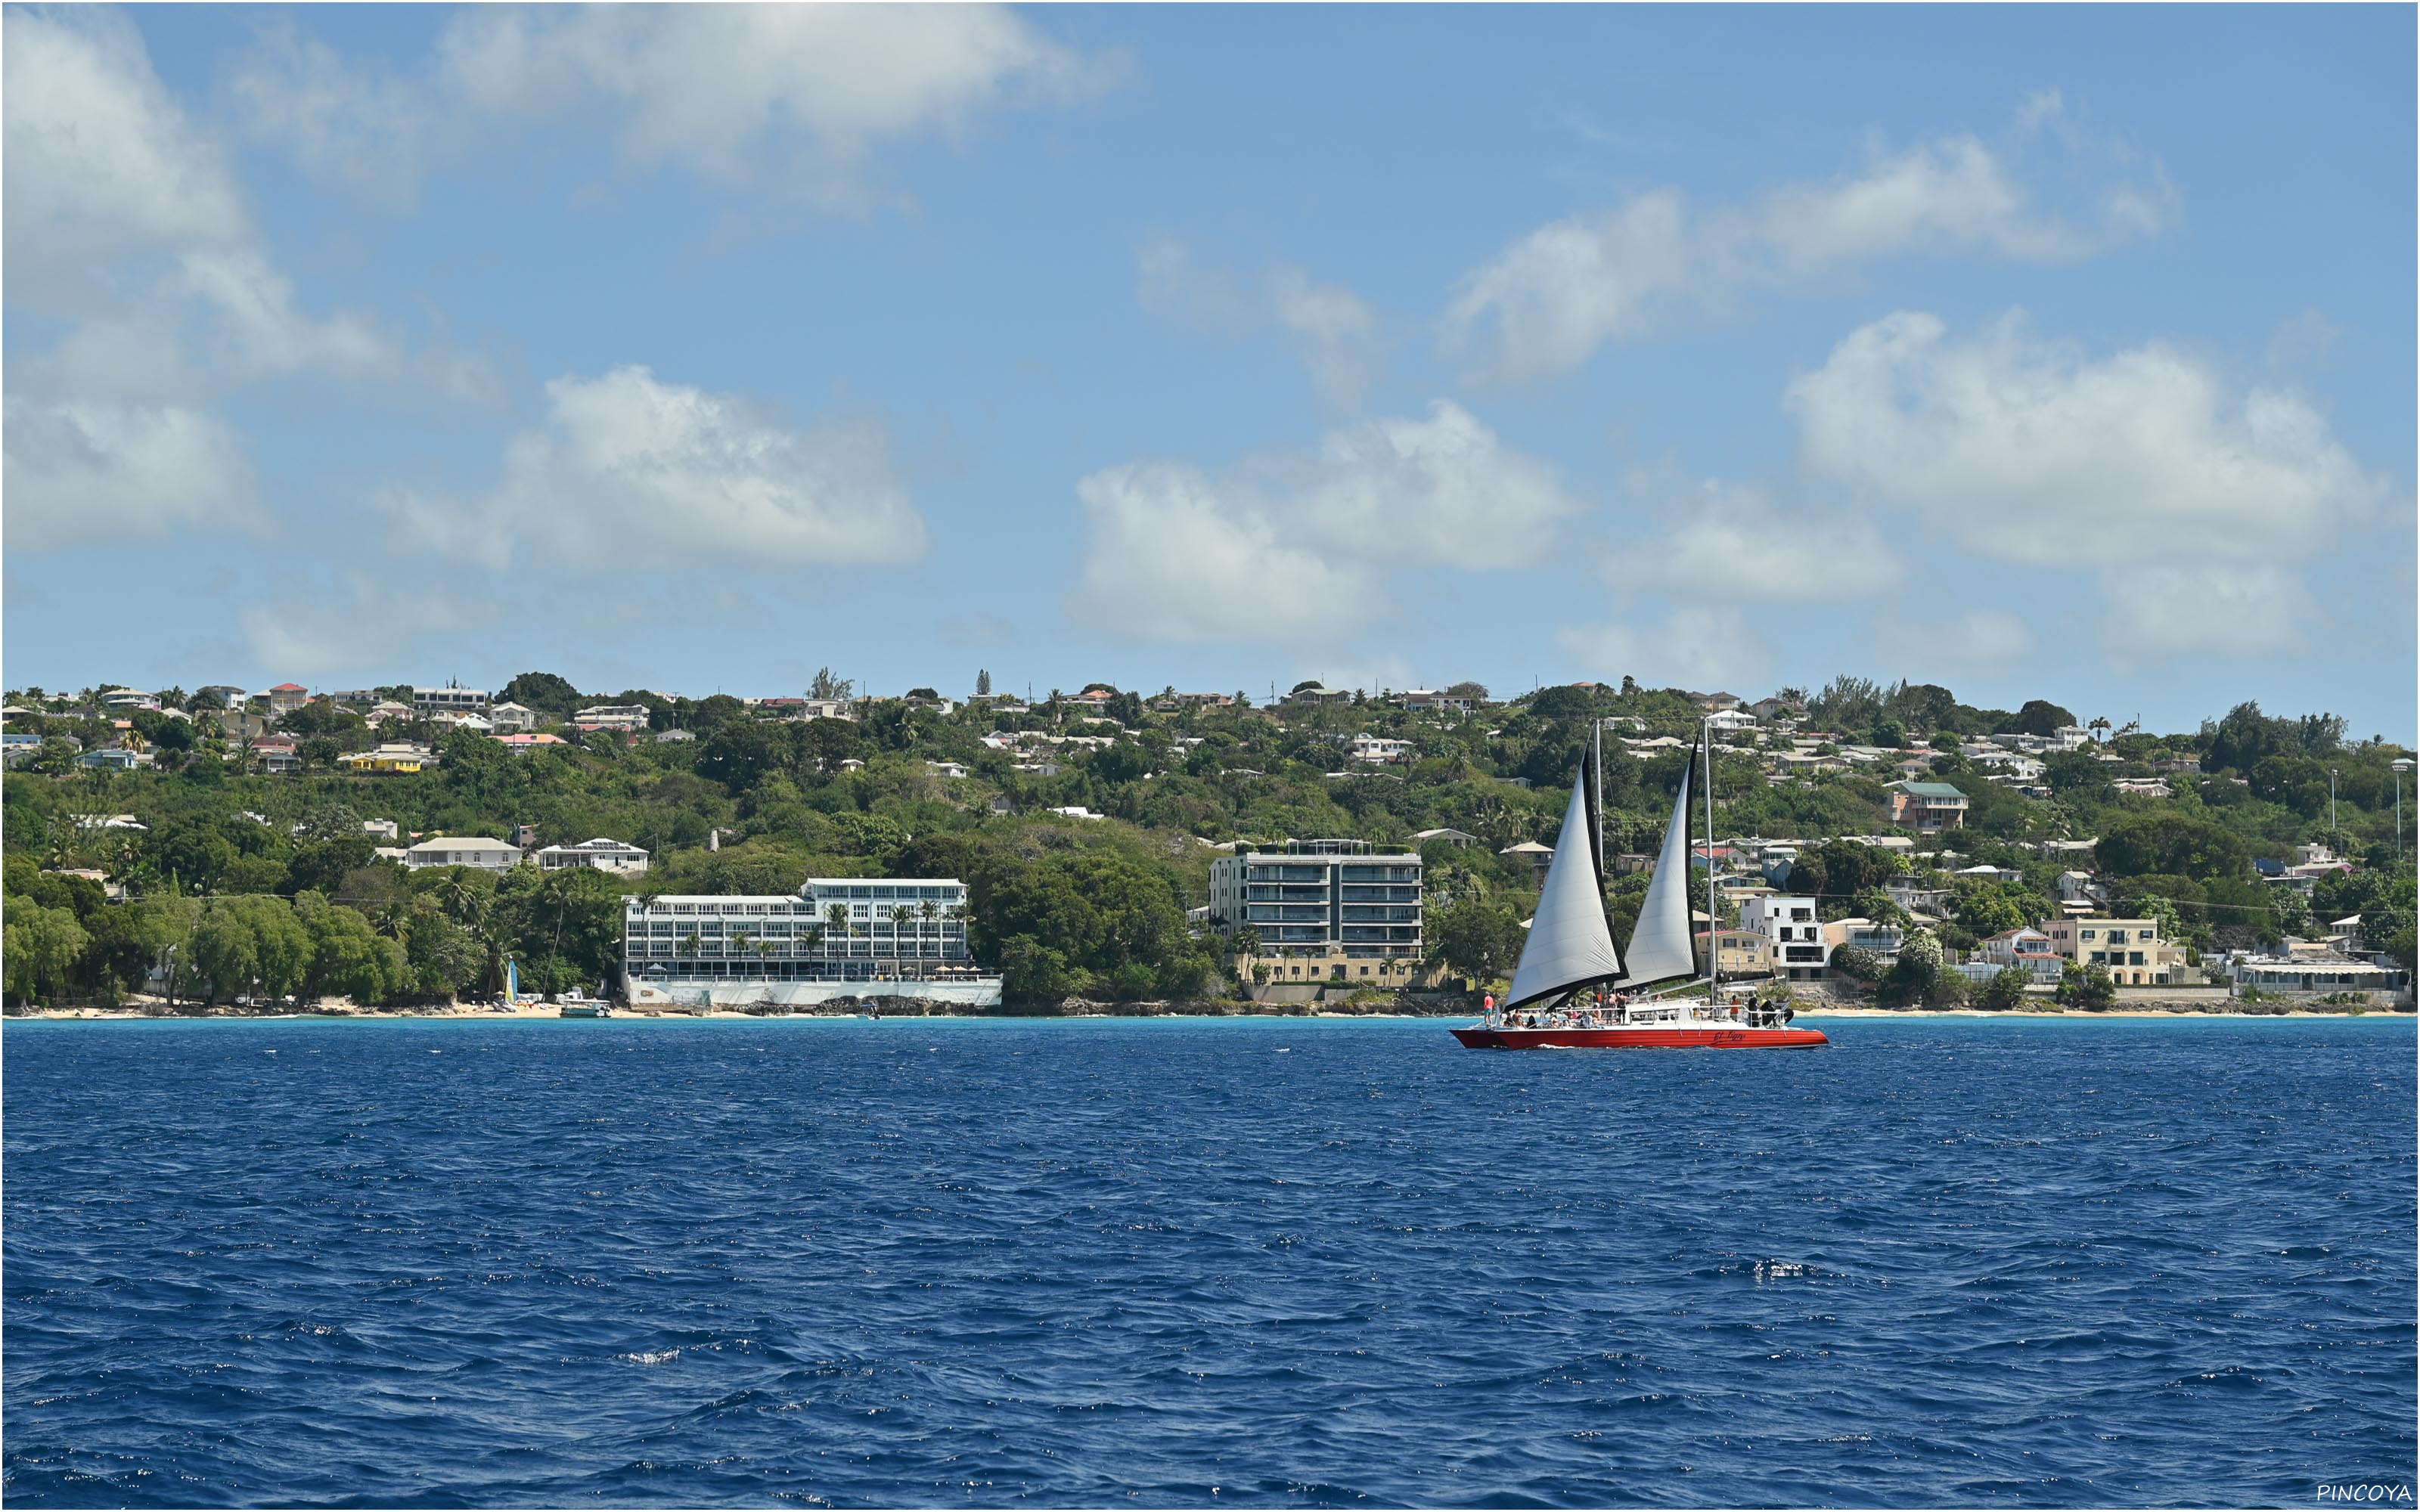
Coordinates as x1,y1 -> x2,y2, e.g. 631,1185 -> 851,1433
4,1014 -> 2412,1508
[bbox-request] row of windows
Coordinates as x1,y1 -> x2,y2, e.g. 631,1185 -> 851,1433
2090,951 -> 2150,967
628,940 -> 969,959
805,884 -> 963,903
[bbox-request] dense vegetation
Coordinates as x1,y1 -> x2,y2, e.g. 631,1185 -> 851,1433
5,674 -> 2412,1008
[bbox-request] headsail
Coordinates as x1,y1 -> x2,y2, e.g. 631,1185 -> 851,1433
1503,755 -> 1625,1010
1619,734 -> 1701,987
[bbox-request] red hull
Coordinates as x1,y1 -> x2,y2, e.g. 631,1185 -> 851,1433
1451,1024 -> 1829,1050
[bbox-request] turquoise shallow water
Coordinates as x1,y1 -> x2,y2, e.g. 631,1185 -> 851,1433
4,1014 -> 2413,1507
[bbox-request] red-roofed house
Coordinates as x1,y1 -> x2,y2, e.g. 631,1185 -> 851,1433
266,683 -> 311,714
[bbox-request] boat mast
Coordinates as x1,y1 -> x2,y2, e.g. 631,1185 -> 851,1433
1593,717 -> 1604,881
1702,717 -> 1718,996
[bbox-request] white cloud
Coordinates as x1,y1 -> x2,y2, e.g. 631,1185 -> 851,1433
396,365 -> 929,571
433,5 -> 1105,203
2103,564 -> 2310,662
1556,611 -> 1773,692
1443,191 -> 1694,383
2,399 -> 261,551
2,8 -> 500,555
1631,480 -> 1903,600
1072,464 -> 1376,643
229,26 -> 440,209
240,572 -> 468,679
1444,107 -> 2177,383
2,9 -> 250,308
1069,402 -> 1582,642
1785,310 -> 2389,562
1892,609 -> 2037,666
1140,240 -> 1385,407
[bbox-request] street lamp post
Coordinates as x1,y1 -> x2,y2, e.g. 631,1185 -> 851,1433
2329,768 -> 2339,835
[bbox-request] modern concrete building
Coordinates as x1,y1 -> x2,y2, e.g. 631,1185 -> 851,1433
1742,894 -> 1827,981
1208,839 -> 1425,986
414,687 -> 490,714
622,878 -> 997,1008
536,838 -> 650,875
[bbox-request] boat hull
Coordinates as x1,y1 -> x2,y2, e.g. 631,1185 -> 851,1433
1451,1024 -> 1828,1050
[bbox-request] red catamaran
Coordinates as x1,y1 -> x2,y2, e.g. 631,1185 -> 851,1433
1453,719 -> 1827,1051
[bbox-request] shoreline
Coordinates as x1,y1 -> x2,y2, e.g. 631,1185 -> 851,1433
7,1002 -> 2408,1024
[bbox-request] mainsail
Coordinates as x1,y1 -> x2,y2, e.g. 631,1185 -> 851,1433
1618,734 -> 1702,987
1502,754 -> 1625,1010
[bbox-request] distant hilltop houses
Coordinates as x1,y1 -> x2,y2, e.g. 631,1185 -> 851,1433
2,669 -> 2410,1015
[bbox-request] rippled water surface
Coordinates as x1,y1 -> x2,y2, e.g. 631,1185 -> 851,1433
5,1015 -> 2413,1507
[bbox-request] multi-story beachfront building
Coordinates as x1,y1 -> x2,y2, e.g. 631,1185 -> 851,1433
1742,894 -> 1827,981
1207,839 -> 1425,986
2037,916 -> 2187,986
621,878 -> 998,1007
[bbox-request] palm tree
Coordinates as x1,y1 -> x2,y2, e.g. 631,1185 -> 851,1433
889,903 -> 917,976
728,930 -> 755,977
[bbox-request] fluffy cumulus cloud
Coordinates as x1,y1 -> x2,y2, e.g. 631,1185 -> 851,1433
1070,401 -> 1581,641
1072,464 -> 1376,644
234,5 -> 1107,207
1786,310 -> 2389,559
1138,240 -> 1385,408
2,400 -> 260,553
1630,480 -> 1903,600
396,366 -> 930,571
2,9 -> 250,305
1787,309 -> 2394,659
1555,610 -> 1773,692
1444,107 -> 2177,383
3,8 -> 497,550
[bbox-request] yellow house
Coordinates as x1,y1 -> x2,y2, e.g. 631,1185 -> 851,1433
339,742 -> 435,775
2037,916 -> 2189,986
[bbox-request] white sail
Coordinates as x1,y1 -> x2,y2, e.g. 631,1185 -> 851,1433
1503,760 -> 1624,1009
1621,738 -> 1701,987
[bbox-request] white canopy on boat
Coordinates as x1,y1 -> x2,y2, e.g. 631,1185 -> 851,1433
1503,758 -> 1624,1010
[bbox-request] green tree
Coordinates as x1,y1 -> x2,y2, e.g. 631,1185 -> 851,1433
4,902 -> 91,1004
2055,960 -> 2118,1010
2012,700 -> 2077,737
1978,964 -> 2031,1012
2096,811 -> 2251,882
1427,897 -> 1526,984
500,671 -> 583,717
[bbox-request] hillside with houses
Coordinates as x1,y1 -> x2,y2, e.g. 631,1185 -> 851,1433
3,671 -> 2411,1013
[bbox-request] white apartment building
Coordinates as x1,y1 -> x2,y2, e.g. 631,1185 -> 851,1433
572,704 -> 652,732
1208,839 -> 1424,984
489,702 -> 538,733
405,835 -> 523,871
622,878 -> 995,1005
1742,894 -> 1827,981
414,687 -> 490,714
536,838 -> 651,875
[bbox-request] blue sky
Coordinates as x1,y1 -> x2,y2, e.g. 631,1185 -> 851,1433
6,4 -> 2413,736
